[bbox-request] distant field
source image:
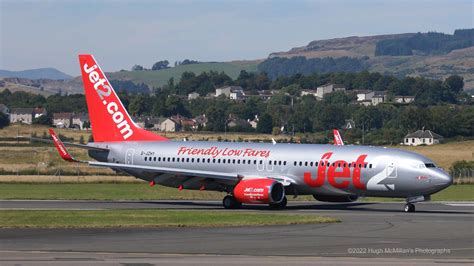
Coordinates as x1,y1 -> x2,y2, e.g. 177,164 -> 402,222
0,209 -> 338,228
0,183 -> 471,201
107,61 -> 259,88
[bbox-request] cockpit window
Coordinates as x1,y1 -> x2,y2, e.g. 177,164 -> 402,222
425,163 -> 437,168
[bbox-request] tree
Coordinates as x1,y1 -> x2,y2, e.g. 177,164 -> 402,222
257,113 -> 273,133
151,60 -> 170,71
443,75 -> 464,95
131,64 -> 144,71
0,112 -> 9,129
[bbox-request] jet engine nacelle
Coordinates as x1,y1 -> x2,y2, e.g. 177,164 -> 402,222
234,178 -> 285,204
313,194 -> 359,202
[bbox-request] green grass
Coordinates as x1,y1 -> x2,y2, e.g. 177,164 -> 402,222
0,209 -> 338,228
0,183 -> 472,201
107,61 -> 258,88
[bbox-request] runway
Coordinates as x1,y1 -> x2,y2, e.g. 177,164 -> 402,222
0,200 -> 473,265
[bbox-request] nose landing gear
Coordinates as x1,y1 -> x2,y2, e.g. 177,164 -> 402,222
404,203 -> 415,213
404,195 -> 430,213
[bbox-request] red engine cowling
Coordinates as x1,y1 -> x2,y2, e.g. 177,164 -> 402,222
233,178 -> 285,204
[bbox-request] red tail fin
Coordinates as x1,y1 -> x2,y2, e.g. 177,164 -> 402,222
333,129 -> 344,146
79,55 -> 168,142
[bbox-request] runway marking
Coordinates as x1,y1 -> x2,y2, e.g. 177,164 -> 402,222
445,203 -> 474,207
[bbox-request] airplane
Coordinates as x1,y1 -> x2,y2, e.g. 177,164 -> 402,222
48,54 -> 453,213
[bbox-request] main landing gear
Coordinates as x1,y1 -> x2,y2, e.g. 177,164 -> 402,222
223,195 -> 242,209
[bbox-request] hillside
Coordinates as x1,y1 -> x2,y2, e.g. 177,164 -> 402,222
267,31 -> 474,89
0,68 -> 72,80
108,61 -> 259,89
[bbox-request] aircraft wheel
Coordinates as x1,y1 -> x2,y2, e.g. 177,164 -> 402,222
223,195 -> 241,209
404,203 -> 415,213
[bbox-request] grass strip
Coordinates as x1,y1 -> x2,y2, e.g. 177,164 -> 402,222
0,209 -> 339,228
0,183 -> 472,201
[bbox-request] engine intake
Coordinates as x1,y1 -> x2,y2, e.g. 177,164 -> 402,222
313,194 -> 358,202
234,178 -> 284,204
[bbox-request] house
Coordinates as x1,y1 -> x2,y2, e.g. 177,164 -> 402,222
356,90 -> 375,101
227,117 -> 251,129
316,83 -> 345,99
188,92 -> 200,100
147,117 -> 167,130
53,112 -> 73,128
404,129 -> 443,146
344,119 -> 355,130
300,89 -> 318,98
216,86 -> 245,100
71,113 -> 89,130
9,107 -> 46,124
358,100 -> 373,106
257,90 -> 274,101
194,114 -> 208,128
0,104 -> 9,114
53,112 -> 89,129
248,115 -> 259,129
371,91 -> 387,106
33,108 -> 47,119
160,118 -> 180,132
394,96 -> 415,104
180,118 -> 196,130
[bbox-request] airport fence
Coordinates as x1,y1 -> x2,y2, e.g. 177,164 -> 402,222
450,168 -> 474,184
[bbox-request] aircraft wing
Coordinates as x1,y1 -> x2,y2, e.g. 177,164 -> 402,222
89,161 -> 239,182
32,133 -> 108,151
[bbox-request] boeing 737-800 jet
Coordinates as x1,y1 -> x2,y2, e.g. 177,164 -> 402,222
49,54 -> 453,212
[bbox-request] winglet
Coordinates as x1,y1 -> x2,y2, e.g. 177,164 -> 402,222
333,129 -> 344,146
49,129 -> 81,162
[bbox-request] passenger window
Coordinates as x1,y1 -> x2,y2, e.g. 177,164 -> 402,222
259,160 -> 263,164
269,160 -> 272,165
279,161 -> 282,166
218,159 -> 221,163
284,161 -> 287,166
223,159 -> 226,163
197,158 -> 200,163
186,158 -> 190,162
254,160 -> 257,164
233,159 -> 236,164
144,157 -> 147,161
213,159 -> 216,163
369,164 -> 372,168
294,161 -> 297,166
207,158 -> 211,163
315,162 -> 318,166
191,158 -> 195,163
304,162 -> 308,166
237,159 -> 240,164
299,161 -> 302,166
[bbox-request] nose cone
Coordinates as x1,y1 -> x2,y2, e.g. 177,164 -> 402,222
433,169 -> 453,189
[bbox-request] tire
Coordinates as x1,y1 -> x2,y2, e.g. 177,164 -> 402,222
404,203 -> 415,213
223,195 -> 241,209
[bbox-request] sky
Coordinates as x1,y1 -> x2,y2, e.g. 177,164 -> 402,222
1,0 -> 473,75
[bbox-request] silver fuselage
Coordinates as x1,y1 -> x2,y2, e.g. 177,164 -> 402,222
91,141 -> 453,198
